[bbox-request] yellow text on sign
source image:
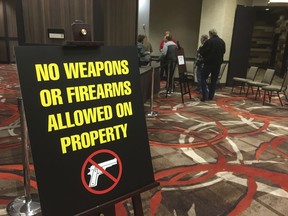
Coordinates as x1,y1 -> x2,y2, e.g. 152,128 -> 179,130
35,63 -> 60,81
63,60 -> 129,79
40,88 -> 63,107
47,105 -> 113,132
115,102 -> 133,118
60,123 -> 128,154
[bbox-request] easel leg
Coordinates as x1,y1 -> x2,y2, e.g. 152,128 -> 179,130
132,194 -> 144,216
96,205 -> 115,216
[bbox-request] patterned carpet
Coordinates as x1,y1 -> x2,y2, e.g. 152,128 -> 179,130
1,64 -> 288,215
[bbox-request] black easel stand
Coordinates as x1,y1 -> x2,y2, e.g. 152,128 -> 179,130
178,70 -> 192,103
177,48 -> 191,103
6,98 -> 41,216
77,182 -> 159,216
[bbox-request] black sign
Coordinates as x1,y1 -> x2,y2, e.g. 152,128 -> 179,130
15,46 -> 155,215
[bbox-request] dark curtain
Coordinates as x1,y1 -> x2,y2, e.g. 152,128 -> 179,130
226,5 -> 255,86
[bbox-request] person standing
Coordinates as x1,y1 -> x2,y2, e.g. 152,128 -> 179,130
137,34 -> 151,66
194,34 -> 208,92
159,35 -> 178,93
159,31 -> 177,80
199,29 -> 225,101
143,35 -> 153,54
159,31 -> 177,51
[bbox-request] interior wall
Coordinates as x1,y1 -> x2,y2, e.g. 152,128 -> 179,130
138,0 -> 150,38
252,0 -> 268,6
19,0 -> 137,46
0,0 -> 18,63
102,0 -> 137,46
200,0 -> 237,61
199,0 -> 238,83
0,0 -> 8,62
237,0 -> 253,6
149,0 -> 202,58
21,0 -> 93,44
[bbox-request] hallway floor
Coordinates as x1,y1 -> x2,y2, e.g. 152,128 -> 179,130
1,64 -> 288,216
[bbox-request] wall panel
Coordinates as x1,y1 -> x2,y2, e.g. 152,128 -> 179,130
0,41 -> 8,61
20,0 -> 137,46
9,40 -> 18,62
0,1 -> 5,36
0,0 -> 18,63
102,0 -> 137,46
150,0 -> 202,57
6,0 -> 17,37
22,0 -> 93,44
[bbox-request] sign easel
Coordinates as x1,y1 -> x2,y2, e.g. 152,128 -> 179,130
14,31 -> 158,215
177,47 -> 191,103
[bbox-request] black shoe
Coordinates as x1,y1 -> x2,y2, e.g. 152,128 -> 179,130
200,97 -> 206,102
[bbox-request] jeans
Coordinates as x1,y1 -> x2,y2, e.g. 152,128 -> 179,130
201,64 -> 221,100
196,63 -> 204,91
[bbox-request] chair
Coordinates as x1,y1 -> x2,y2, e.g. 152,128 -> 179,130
245,68 -> 275,100
186,59 -> 196,83
231,66 -> 259,94
262,71 -> 288,106
218,62 -> 228,83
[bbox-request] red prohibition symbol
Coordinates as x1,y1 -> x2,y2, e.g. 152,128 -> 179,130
81,149 -> 122,194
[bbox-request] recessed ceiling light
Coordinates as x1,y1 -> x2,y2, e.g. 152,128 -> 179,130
269,0 -> 288,3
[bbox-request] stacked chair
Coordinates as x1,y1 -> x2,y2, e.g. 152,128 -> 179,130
231,66 -> 258,94
245,68 -> 275,100
262,71 -> 288,106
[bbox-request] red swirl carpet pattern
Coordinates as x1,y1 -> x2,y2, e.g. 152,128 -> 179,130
1,64 -> 288,215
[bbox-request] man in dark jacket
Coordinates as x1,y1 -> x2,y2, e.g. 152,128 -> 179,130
199,29 -> 226,101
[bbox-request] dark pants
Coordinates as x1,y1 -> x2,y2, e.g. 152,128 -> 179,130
196,63 -> 207,92
161,60 -> 176,90
201,64 -> 221,100
160,60 -> 168,80
166,60 -> 176,91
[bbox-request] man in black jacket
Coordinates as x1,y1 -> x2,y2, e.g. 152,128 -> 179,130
199,29 -> 226,101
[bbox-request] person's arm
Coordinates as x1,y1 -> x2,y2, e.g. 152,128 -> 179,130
162,43 -> 168,56
158,43 -> 168,61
